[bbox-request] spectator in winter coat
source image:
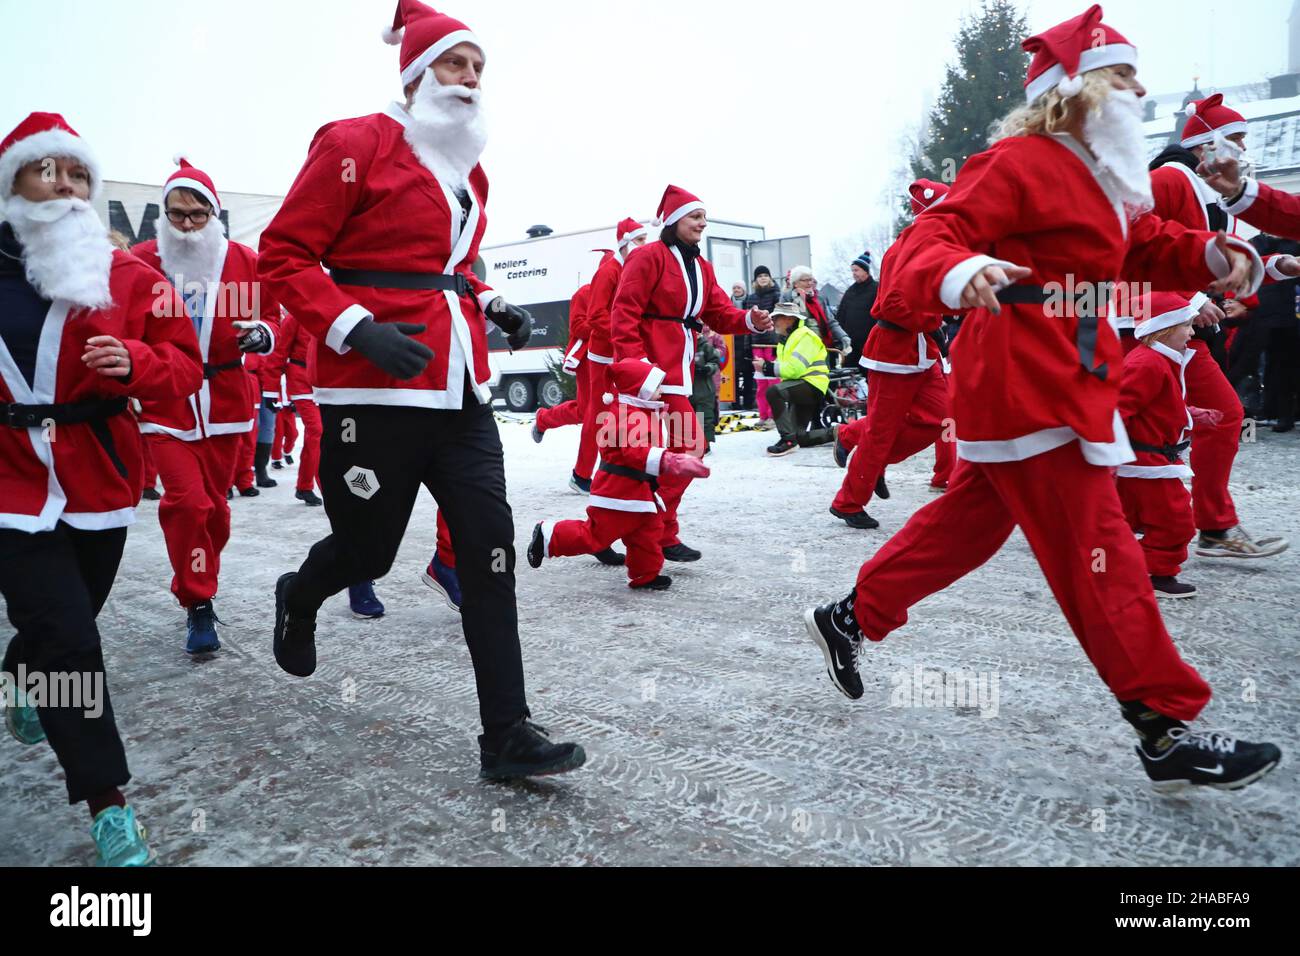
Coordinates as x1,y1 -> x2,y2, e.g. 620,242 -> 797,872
790,265 -> 852,363
730,282 -> 747,309
835,251 -> 879,365
738,266 -> 781,408
691,328 -> 728,450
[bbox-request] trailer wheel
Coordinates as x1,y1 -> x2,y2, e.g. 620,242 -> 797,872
537,377 -> 566,410
502,376 -> 536,413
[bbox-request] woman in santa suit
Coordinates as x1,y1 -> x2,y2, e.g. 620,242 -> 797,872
610,186 -> 774,562
803,6 -> 1281,792
0,113 -> 202,864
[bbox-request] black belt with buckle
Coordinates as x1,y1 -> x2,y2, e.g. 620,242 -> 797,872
599,461 -> 659,493
289,359 -> 308,369
644,313 -> 704,334
204,359 -> 243,379
330,269 -> 471,295
2,397 -> 130,478
1131,439 -> 1191,463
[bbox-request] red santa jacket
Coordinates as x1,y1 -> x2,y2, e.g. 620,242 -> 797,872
585,250 -> 621,367
1117,342 -> 1194,479
859,244 -> 942,374
132,238 -> 279,440
610,240 -> 762,397
589,360 -> 669,514
261,312 -> 315,402
884,132 -> 1262,464
562,284 -> 592,370
1149,161 -> 1242,309
257,103 -> 499,410
0,252 -> 201,532
1218,177 -> 1300,281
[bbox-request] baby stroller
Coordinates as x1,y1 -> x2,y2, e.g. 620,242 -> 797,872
819,350 -> 866,429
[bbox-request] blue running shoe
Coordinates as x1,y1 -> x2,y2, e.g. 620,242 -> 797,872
92,806 -> 155,867
185,601 -> 220,655
349,581 -> 385,620
3,681 -> 46,745
421,555 -> 462,613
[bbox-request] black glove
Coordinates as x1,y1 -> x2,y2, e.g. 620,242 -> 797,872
261,396 -> 281,412
344,319 -> 433,380
489,300 -> 533,351
237,324 -> 273,354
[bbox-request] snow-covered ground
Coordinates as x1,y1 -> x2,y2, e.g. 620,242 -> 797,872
3,414 -> 1298,866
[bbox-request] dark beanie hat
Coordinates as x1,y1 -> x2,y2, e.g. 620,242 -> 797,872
753,265 -> 772,280
852,251 -> 873,273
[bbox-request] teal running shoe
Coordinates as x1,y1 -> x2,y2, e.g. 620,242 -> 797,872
91,806 -> 155,867
3,683 -> 46,745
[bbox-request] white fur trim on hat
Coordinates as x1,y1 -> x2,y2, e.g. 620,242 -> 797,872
0,128 -> 101,200
1181,120 -> 1249,150
638,365 -> 666,401
1134,304 -> 1196,338
619,226 -> 648,248
1025,43 -> 1138,104
400,29 -> 484,87
164,177 -> 221,216
663,201 -> 704,228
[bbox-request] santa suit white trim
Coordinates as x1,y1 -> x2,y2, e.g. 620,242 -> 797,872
958,410 -> 1135,467
1159,160 -> 1238,234
859,332 -> 938,375
1221,177 -> 1260,216
587,496 -> 659,514
939,255 -> 1018,311
659,246 -> 705,398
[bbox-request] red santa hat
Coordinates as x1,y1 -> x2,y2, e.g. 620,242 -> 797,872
656,185 -> 705,228
617,217 -> 647,249
0,112 -> 102,206
604,359 -> 667,405
1022,4 -> 1137,104
1180,94 -> 1248,150
382,0 -> 483,88
909,179 -> 949,215
1131,292 -> 1196,339
164,155 -> 221,215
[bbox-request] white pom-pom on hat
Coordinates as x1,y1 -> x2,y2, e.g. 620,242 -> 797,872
923,188 -> 935,200
602,393 -> 615,406
1057,74 -> 1085,98
382,26 -> 404,45
172,153 -> 189,167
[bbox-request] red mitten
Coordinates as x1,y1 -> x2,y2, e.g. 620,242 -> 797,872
660,452 -> 710,479
1189,406 -> 1224,429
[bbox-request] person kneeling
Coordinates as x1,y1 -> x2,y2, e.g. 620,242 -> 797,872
755,300 -> 833,456
529,361 -> 708,591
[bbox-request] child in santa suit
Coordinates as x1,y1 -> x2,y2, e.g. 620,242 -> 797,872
830,179 -> 954,530
803,5 -> 1280,791
261,309 -> 323,507
1116,293 -> 1220,599
527,360 -> 709,591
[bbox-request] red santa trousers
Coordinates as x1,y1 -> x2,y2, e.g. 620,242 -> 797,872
569,360 -> 603,482
148,433 -> 241,608
1118,477 -> 1195,578
1184,339 -> 1242,532
852,442 -> 1211,721
656,393 -> 706,549
833,364 -> 948,512
272,407 -> 299,461
435,510 -> 455,569
234,419 -> 257,492
548,507 -> 666,587
293,399 -> 323,493
932,432 -> 955,488
142,437 -> 159,490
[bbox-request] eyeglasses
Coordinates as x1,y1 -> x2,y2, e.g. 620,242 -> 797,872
165,209 -> 211,225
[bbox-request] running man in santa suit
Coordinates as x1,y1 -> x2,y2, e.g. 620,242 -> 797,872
260,308 -> 323,508
1144,94 -> 1288,559
804,5 -> 1281,791
132,157 -> 280,655
259,0 -> 585,780
0,113 -> 202,864
610,186 -> 774,563
829,179 -> 954,532
577,220 -> 650,494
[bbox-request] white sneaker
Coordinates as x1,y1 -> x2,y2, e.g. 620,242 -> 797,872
1195,526 -> 1289,559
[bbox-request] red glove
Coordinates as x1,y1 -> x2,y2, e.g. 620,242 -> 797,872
660,452 -> 710,479
1189,406 -> 1224,429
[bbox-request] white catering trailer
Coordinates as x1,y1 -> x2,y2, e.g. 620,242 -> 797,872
473,220 -> 811,412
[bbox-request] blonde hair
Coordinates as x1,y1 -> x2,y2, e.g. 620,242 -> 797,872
1140,322 -> 1192,349
994,69 -> 1120,142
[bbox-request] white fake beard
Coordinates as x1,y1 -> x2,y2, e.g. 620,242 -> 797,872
5,195 -> 113,310
1083,88 -> 1155,217
405,72 -> 488,193
157,216 -> 227,289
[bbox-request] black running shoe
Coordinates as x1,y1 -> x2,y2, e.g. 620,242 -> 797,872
296,490 -> 323,507
1151,575 -> 1197,599
832,425 -> 850,469
875,475 -> 890,500
630,575 -> 673,591
273,573 -> 317,678
284,454 -> 294,465
594,548 -> 626,566
1137,729 -> 1281,792
767,438 -> 798,457
527,523 -> 546,569
239,487 -> 260,498
569,472 -> 591,495
141,487 -> 162,501
830,506 -> 879,530
803,600 -> 865,700
662,543 -> 702,563
226,488 -> 235,500
271,460 -> 284,471
479,720 -> 587,781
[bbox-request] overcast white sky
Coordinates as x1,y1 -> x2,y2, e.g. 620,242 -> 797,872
1,0 -> 1293,269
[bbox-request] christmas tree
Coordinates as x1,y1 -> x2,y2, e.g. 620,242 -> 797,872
895,0 -> 1030,233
